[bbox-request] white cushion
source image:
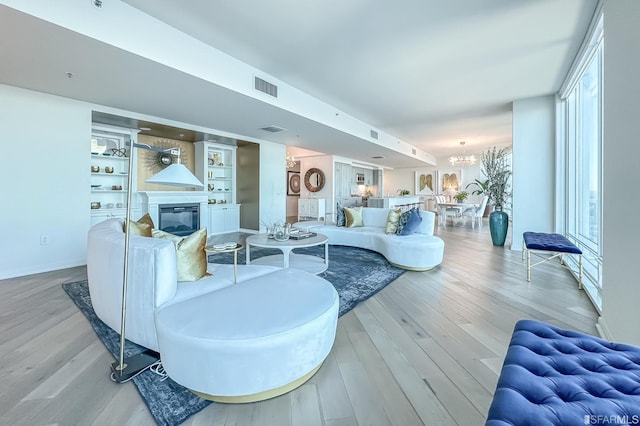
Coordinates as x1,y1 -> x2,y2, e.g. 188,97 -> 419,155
155,268 -> 339,397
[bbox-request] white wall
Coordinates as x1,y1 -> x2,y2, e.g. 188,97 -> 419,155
299,155 -> 335,216
0,85 -> 91,279
0,84 -> 290,279
511,95 -> 556,251
598,0 -> 640,345
383,156 -> 485,202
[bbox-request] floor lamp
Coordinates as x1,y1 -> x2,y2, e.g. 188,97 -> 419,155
111,142 -> 203,383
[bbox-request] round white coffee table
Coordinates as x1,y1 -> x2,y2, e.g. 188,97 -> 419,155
245,233 -> 329,274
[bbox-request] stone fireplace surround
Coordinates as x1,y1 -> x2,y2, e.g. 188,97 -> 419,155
139,192 -> 208,231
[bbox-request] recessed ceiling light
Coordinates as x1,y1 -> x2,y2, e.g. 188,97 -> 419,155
66,72 -> 74,79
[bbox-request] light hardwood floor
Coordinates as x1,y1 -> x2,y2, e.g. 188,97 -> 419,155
0,219 -> 598,426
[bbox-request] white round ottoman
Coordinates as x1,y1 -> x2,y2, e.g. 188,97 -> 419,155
155,268 -> 339,403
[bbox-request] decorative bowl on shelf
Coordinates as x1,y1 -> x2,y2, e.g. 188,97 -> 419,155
90,184 -> 101,188
91,202 -> 101,209
91,165 -> 100,173
111,185 -> 122,190
217,188 -> 223,191
104,166 -> 114,174
224,188 -> 230,191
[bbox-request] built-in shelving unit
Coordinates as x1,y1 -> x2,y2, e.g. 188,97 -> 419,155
195,141 -> 240,234
90,124 -> 139,226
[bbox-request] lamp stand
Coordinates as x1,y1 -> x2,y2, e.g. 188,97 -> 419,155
112,139 -> 159,383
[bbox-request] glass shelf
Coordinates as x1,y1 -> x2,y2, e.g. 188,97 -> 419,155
90,154 -> 129,161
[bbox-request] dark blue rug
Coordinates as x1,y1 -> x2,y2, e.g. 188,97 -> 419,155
210,244 -> 406,316
62,244 -> 404,425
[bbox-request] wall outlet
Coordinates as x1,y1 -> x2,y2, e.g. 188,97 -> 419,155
40,235 -> 49,245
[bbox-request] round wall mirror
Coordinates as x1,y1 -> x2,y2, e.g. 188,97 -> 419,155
304,168 -> 325,192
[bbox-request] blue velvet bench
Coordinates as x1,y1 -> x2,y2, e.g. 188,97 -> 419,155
522,232 -> 583,288
487,320 -> 640,425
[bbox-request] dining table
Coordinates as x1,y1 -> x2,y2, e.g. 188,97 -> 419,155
437,202 -> 479,226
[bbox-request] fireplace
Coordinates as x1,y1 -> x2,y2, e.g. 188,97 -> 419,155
158,203 -> 200,236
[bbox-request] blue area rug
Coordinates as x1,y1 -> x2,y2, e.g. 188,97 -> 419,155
62,245 -> 404,425
211,244 -> 406,316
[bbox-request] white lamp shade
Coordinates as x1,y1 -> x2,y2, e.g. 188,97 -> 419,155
146,164 -> 204,189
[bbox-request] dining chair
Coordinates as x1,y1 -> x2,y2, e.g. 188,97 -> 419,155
433,195 -> 446,226
444,203 -> 462,226
463,195 -> 489,229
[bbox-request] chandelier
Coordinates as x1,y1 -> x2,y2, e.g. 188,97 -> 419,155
285,152 -> 296,168
449,141 -> 476,166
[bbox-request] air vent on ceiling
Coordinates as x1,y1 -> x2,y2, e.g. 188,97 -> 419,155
412,148 -> 417,155
259,125 -> 287,133
371,156 -> 384,159
370,130 -> 378,140
255,76 -> 278,98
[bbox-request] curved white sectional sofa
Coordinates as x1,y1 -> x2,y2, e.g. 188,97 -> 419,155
295,207 -> 445,271
87,219 -> 339,402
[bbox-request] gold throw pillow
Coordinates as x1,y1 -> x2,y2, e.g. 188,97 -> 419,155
137,212 -> 155,229
122,212 -> 155,237
152,228 -> 210,282
384,208 -> 402,234
344,206 -> 364,228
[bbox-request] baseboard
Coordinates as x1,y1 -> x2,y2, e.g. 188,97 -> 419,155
595,316 -> 613,341
0,259 -> 86,280
239,228 -> 259,234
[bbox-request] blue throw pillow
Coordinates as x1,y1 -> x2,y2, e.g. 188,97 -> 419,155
398,208 -> 422,236
336,202 -> 346,227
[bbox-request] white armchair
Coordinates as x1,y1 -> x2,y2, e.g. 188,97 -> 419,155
463,196 -> 489,229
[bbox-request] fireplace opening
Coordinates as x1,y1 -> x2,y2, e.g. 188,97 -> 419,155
158,203 -> 200,237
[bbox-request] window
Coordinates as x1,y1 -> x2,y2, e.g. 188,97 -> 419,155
558,14 -> 603,309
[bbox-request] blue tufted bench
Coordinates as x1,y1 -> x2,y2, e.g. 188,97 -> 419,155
487,320 -> 640,425
522,232 -> 583,288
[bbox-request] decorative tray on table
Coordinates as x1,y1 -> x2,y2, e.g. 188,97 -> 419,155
289,231 -> 317,240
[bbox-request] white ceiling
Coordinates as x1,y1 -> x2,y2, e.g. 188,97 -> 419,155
0,0 -> 597,166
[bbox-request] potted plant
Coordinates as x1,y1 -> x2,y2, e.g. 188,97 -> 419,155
452,191 -> 469,203
465,179 -> 493,217
481,147 -> 512,246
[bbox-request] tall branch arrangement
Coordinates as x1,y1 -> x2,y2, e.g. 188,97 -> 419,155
481,147 -> 512,211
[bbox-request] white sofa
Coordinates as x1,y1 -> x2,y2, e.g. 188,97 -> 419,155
295,207 -> 444,271
87,218 -> 339,402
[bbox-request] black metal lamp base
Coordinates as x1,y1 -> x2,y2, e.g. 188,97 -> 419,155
110,349 -> 160,383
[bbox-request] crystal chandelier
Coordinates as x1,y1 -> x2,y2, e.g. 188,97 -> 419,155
449,141 -> 476,166
285,152 -> 296,168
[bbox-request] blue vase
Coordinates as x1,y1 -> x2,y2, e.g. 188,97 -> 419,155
489,210 -> 508,246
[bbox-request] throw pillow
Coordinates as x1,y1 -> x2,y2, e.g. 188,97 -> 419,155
336,202 -> 346,227
137,212 -> 155,229
152,228 -> 210,281
344,206 -> 364,228
122,212 -> 155,237
398,208 -> 423,236
384,209 -> 402,234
